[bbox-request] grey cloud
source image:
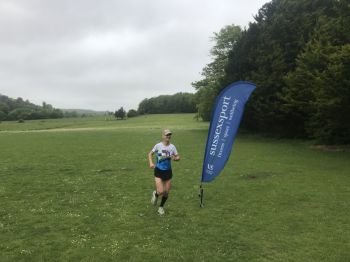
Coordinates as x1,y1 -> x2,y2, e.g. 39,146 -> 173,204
0,0 -> 267,110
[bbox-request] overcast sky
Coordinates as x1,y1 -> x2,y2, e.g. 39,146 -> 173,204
0,0 -> 267,111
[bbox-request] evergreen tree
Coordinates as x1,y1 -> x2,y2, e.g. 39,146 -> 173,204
194,0 -> 350,144
284,0 -> 350,143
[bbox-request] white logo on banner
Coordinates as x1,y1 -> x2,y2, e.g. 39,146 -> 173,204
206,164 -> 214,175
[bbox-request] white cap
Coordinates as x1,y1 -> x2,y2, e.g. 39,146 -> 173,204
163,129 -> 172,135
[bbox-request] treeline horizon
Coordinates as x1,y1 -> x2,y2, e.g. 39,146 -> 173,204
137,92 -> 196,114
0,92 -> 197,122
0,94 -> 64,121
109,92 -> 197,119
193,0 -> 350,144
0,94 -> 98,121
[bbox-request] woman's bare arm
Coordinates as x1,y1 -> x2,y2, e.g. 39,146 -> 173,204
148,151 -> 155,168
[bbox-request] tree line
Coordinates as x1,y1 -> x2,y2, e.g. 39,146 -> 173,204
0,94 -> 95,121
193,0 -> 350,144
113,92 -> 196,119
0,94 -> 65,121
0,91 -> 196,122
137,92 -> 196,114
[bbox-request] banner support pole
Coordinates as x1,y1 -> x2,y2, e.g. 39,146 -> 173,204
199,183 -> 204,208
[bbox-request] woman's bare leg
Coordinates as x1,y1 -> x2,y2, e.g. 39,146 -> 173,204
155,177 -> 164,196
164,179 -> 171,195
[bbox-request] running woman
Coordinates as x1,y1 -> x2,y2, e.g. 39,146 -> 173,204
148,129 -> 180,215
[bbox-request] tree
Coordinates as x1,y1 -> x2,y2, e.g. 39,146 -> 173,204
310,45 -> 350,144
137,93 -> 196,114
0,94 -> 65,121
64,111 -> 78,118
195,87 -> 216,121
115,107 -> 126,120
284,1 -> 350,143
0,101 -> 9,113
192,24 -> 242,120
127,109 -> 139,118
0,110 -> 6,121
192,0 -> 350,144
224,0 -> 336,135
7,108 -> 32,120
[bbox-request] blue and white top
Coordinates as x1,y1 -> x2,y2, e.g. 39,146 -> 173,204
151,142 -> 178,170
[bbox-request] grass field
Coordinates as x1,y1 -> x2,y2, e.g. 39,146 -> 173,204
0,114 -> 349,261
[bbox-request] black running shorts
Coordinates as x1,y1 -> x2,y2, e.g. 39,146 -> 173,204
154,167 -> 173,181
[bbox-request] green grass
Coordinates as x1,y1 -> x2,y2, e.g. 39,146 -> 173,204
0,114 -> 207,132
0,114 -> 349,261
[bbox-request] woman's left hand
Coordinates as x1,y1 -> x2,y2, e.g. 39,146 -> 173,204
172,155 -> 180,161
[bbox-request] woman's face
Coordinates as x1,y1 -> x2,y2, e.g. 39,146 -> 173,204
163,133 -> 172,142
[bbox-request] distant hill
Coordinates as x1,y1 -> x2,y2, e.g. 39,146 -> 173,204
61,109 -> 106,116
0,93 -> 64,121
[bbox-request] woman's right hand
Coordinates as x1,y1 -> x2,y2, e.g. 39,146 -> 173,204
149,163 -> 155,169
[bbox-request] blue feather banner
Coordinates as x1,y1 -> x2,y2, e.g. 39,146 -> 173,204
201,81 -> 256,183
